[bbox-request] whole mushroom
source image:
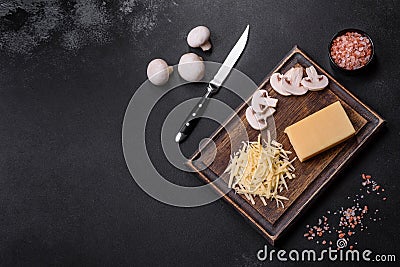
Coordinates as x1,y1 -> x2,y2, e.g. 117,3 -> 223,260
187,26 -> 212,51
147,59 -> 173,86
178,53 -> 205,82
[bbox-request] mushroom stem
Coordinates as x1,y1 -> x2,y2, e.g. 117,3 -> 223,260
200,41 -> 212,51
167,66 -> 174,74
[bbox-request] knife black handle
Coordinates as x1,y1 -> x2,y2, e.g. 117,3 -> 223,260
175,86 -> 214,143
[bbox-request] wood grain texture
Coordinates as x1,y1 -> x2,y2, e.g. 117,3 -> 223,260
187,46 -> 385,245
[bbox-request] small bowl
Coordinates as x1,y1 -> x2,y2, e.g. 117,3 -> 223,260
328,28 -> 375,74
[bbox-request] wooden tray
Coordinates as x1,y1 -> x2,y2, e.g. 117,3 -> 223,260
186,46 -> 384,245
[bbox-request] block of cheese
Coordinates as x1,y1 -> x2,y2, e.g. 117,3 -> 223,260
284,101 -> 355,162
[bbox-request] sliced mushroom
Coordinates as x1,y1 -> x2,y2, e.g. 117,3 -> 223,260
246,106 -> 268,130
301,66 -> 329,91
178,53 -> 205,82
251,89 -> 278,113
251,90 -> 269,113
147,59 -> 173,86
254,107 -> 276,120
270,73 -> 291,96
265,97 -> 278,108
187,26 -> 212,51
282,67 -> 308,95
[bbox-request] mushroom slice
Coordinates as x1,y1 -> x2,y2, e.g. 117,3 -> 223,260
270,73 -> 291,96
251,90 -> 269,113
254,107 -> 276,120
251,90 -> 279,113
246,106 -> 268,130
301,66 -> 329,91
282,67 -> 308,95
265,97 -> 278,108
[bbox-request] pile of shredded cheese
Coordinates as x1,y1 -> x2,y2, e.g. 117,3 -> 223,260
225,132 -> 296,208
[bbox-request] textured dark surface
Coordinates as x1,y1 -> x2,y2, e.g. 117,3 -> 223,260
0,0 -> 399,266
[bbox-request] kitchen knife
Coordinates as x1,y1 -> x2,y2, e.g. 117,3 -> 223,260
175,25 -> 250,143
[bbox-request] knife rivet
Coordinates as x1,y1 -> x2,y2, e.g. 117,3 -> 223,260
186,123 -> 190,126
198,104 -> 202,108
192,113 -> 196,116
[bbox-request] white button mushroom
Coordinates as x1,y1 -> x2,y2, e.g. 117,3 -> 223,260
270,73 -> 291,96
251,89 -> 278,113
246,106 -> 268,130
254,107 -> 276,120
178,53 -> 205,82
281,67 -> 308,95
147,59 -> 173,86
246,89 -> 278,131
300,66 -> 329,91
251,90 -> 269,113
187,26 -> 212,51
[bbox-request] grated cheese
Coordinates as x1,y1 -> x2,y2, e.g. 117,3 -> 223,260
225,133 -> 296,208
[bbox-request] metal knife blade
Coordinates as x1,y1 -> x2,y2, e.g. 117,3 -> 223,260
175,25 -> 250,143
210,25 -> 250,88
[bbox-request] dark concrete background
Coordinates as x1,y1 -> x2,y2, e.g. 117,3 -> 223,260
0,0 -> 399,266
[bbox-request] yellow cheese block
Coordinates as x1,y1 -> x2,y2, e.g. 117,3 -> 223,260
284,101 -> 355,162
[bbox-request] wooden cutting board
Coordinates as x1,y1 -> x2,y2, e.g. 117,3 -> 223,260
186,46 -> 384,245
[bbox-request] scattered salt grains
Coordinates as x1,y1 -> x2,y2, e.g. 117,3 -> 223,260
304,174 -> 387,249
